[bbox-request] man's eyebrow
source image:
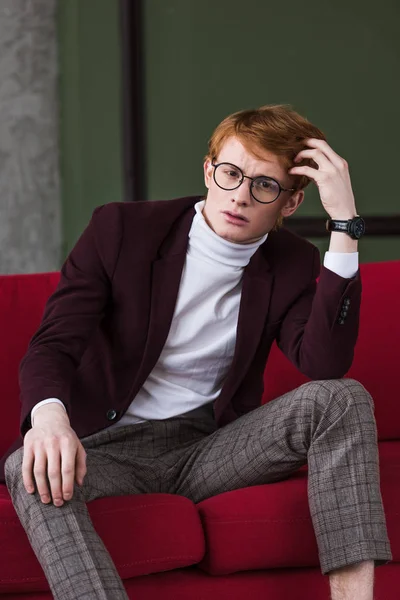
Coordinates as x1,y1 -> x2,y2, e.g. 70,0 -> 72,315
255,170 -> 274,177
219,159 -> 278,178
249,160 -> 277,178
254,167 -> 278,178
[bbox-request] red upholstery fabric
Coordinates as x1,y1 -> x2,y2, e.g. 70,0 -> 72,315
0,492 -> 204,594
197,471 -> 318,574
197,441 -> 400,575
0,262 -> 399,598
263,260 -> 400,441
0,272 -> 60,457
1,564 -> 400,600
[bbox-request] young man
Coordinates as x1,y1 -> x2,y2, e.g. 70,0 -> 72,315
2,105 -> 392,599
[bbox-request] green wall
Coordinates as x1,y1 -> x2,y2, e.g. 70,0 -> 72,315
143,0 -> 400,261
58,0 -> 123,257
58,0 -> 400,261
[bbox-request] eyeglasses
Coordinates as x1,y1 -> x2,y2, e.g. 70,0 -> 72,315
211,160 -> 296,204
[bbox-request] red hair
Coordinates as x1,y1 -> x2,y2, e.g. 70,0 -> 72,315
206,104 -> 326,191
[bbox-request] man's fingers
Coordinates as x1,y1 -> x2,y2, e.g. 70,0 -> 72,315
47,448 -> 63,506
305,138 -> 345,169
289,165 -> 322,183
60,440 -> 79,501
75,444 -> 87,488
33,450 -> 51,504
22,446 -> 35,493
294,148 -> 332,172
21,426 -> 84,506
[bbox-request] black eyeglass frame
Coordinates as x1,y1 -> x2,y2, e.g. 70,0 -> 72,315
211,160 -> 296,204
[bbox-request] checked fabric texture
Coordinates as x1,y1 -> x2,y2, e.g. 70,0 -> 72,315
5,378 -> 392,599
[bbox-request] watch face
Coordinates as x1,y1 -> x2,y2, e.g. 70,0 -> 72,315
352,217 -> 366,239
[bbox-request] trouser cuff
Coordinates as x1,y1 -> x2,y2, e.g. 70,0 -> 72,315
320,540 -> 392,575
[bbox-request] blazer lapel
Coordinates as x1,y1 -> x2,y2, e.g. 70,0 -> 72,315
215,246 -> 274,415
131,206 -> 196,393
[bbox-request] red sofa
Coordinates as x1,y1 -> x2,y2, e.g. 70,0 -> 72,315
0,260 -> 399,599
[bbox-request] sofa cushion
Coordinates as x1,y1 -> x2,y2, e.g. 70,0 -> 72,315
376,441 -> 400,562
263,260 -> 400,441
0,491 -> 205,594
196,441 -> 400,575
197,470 -> 318,575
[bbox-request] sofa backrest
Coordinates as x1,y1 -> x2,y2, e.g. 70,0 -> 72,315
0,261 -> 399,457
0,272 -> 60,456
263,260 -> 400,441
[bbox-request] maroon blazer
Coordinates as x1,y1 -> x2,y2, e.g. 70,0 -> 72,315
0,195 -> 361,483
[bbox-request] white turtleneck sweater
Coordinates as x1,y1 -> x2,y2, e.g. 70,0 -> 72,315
107,199 -> 267,427
31,200 -> 358,426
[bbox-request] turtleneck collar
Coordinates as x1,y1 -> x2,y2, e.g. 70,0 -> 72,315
187,200 -> 268,268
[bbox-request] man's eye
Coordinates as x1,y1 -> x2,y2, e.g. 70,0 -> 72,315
258,179 -> 273,189
226,170 -> 240,178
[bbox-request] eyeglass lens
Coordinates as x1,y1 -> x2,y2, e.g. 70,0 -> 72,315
214,163 -> 280,203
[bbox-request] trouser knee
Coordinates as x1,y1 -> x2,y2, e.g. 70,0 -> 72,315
4,447 -> 25,495
299,378 -> 374,414
295,378 -> 377,450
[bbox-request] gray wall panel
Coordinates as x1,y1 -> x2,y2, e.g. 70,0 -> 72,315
0,0 -> 61,273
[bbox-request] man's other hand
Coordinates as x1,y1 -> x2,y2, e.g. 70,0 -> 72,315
22,404 -> 87,507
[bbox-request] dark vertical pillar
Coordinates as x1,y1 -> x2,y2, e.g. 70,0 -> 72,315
120,0 -> 146,202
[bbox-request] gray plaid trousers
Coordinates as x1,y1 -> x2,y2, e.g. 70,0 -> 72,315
5,378 -> 392,600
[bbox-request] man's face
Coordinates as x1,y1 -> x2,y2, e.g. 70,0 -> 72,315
203,137 -> 304,244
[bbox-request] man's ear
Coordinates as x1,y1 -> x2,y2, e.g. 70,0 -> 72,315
280,190 -> 304,218
203,158 -> 213,189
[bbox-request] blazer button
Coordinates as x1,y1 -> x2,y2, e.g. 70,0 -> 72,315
343,298 -> 351,307
338,318 -> 345,325
106,409 -> 118,421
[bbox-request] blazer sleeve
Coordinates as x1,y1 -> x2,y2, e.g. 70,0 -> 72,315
19,203 -> 123,435
276,247 -> 362,380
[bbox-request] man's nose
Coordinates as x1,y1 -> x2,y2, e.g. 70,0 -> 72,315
231,178 -> 251,204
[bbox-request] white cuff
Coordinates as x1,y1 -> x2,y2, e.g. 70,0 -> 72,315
323,251 -> 359,279
31,399 -> 66,426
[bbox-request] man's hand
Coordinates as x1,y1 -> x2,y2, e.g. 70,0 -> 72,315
22,404 -> 87,507
289,138 -> 357,221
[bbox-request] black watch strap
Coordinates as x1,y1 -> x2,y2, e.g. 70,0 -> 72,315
326,216 -> 366,240
327,220 -> 349,233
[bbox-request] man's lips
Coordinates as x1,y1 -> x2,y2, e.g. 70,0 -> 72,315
222,211 -> 249,223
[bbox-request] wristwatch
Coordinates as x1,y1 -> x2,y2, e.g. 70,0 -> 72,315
326,216 -> 366,240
